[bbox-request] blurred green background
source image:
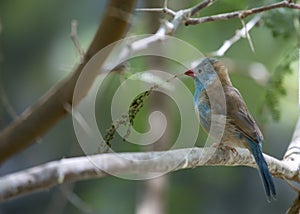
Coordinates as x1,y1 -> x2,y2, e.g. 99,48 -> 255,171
0,0 -> 299,213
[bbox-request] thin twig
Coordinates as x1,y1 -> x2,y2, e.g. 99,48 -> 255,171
190,0 -> 215,16
163,0 -> 168,9
0,85 -> 18,119
240,17 -> 255,53
284,177 -> 300,193
70,20 -> 85,62
60,185 -> 94,213
136,8 -> 176,16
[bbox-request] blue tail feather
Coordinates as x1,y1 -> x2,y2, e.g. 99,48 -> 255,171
247,140 -> 276,201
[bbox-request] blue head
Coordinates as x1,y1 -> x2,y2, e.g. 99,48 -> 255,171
185,58 -> 231,91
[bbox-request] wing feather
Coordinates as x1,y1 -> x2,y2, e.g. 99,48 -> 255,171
225,87 -> 263,143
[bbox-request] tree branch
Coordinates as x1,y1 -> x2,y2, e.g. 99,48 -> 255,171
0,147 -> 298,202
284,117 -> 300,170
0,0 -> 137,163
133,0 -> 300,56
185,1 -> 300,25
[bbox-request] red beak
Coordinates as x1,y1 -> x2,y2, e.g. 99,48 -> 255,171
184,70 -> 195,78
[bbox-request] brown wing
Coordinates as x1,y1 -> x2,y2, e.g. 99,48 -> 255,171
225,86 -> 264,143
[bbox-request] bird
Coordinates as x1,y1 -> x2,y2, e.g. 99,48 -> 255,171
185,57 -> 276,201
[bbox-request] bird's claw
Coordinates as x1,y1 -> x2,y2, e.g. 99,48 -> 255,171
213,143 -> 238,155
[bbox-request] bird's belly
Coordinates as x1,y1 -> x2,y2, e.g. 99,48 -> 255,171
221,124 -> 249,149
194,92 -> 249,149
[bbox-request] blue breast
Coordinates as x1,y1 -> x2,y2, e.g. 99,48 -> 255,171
194,88 -> 211,132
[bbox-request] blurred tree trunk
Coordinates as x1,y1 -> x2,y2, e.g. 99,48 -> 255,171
136,1 -> 169,214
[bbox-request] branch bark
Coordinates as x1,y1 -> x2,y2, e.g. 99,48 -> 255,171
0,0 -> 137,163
0,147 -> 298,202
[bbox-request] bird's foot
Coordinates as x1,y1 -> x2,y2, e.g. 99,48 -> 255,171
213,143 -> 238,155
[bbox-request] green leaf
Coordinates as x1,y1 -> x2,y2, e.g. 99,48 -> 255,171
263,9 -> 300,38
263,47 -> 297,121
